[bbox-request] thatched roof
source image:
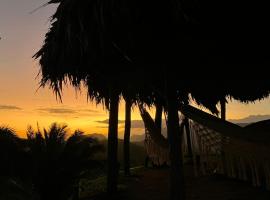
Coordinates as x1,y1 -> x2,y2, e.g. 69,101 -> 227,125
35,0 -> 188,104
178,80 -> 270,113
35,0 -> 270,111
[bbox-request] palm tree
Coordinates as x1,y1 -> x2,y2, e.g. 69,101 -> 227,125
26,123 -> 104,200
0,127 -> 21,178
0,127 -> 36,199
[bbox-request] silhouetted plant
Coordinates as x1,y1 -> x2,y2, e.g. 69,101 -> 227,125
26,123 -> 104,200
0,127 -> 20,177
0,127 -> 36,199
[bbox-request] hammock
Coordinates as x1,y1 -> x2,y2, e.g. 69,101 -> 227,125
139,106 -> 170,166
181,104 -> 270,190
139,106 -> 191,166
141,104 -> 270,190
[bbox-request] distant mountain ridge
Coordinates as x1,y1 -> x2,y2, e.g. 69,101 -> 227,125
229,115 -> 270,124
235,123 -> 250,127
88,133 -> 106,141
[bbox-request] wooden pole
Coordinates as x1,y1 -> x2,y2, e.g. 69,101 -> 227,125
220,98 -> 227,175
107,89 -> 119,195
155,102 -> 163,134
167,87 -> 185,200
124,98 -> 132,176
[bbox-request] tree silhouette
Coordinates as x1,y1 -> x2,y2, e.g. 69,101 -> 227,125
26,123 -> 104,200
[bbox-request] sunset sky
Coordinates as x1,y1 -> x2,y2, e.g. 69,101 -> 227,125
1,0 -> 270,138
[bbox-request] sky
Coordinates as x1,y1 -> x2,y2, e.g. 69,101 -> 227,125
1,0 -> 270,138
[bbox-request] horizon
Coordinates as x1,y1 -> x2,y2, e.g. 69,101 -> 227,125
2,0 -> 270,139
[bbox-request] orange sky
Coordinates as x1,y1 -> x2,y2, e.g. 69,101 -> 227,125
1,1 -> 270,138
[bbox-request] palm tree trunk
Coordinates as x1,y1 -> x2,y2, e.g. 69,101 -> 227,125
155,102 -> 163,134
107,89 -> 119,195
167,88 -> 185,200
124,98 -> 132,176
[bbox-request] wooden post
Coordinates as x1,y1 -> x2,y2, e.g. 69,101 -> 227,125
155,102 -> 163,134
167,87 -> 185,200
107,89 -> 119,195
220,98 -> 227,175
124,98 -> 132,176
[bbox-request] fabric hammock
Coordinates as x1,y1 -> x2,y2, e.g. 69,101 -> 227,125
140,104 -> 270,190
139,106 -> 191,166
180,104 -> 270,190
139,106 -> 170,166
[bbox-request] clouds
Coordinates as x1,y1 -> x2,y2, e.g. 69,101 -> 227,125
36,106 -> 102,117
95,118 -> 167,129
37,108 -> 77,114
0,104 -> 102,117
95,119 -> 142,128
95,119 -> 143,130
0,104 -> 22,110
229,115 -> 270,124
94,118 -> 146,136
95,119 -> 125,124
130,119 -> 167,129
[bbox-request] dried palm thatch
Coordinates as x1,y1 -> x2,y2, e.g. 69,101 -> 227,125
35,0 -> 169,100
32,0 -> 208,104
35,0 -> 270,109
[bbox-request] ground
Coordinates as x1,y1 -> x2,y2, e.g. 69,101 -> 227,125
86,166 -> 270,200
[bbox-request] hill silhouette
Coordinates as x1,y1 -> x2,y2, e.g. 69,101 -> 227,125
88,133 -> 107,141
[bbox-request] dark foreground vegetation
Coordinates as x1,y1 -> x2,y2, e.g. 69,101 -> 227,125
0,123 -> 146,200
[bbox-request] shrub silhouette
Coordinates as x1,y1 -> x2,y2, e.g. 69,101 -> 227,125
26,123 -> 104,200
0,124 -> 104,200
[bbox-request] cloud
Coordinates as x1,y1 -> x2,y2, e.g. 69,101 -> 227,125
130,119 -> 167,129
95,119 -> 125,124
0,105 -> 22,110
229,115 -> 270,124
37,108 -> 77,114
80,109 -> 100,113
94,118 -> 168,137
36,106 -> 102,116
95,126 -> 109,129
95,119 -> 167,130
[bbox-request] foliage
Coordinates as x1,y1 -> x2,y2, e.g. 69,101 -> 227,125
0,127 -> 20,177
0,123 -> 104,200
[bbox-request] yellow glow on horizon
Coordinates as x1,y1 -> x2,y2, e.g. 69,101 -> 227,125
2,89 -> 270,139
0,86 -> 149,138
